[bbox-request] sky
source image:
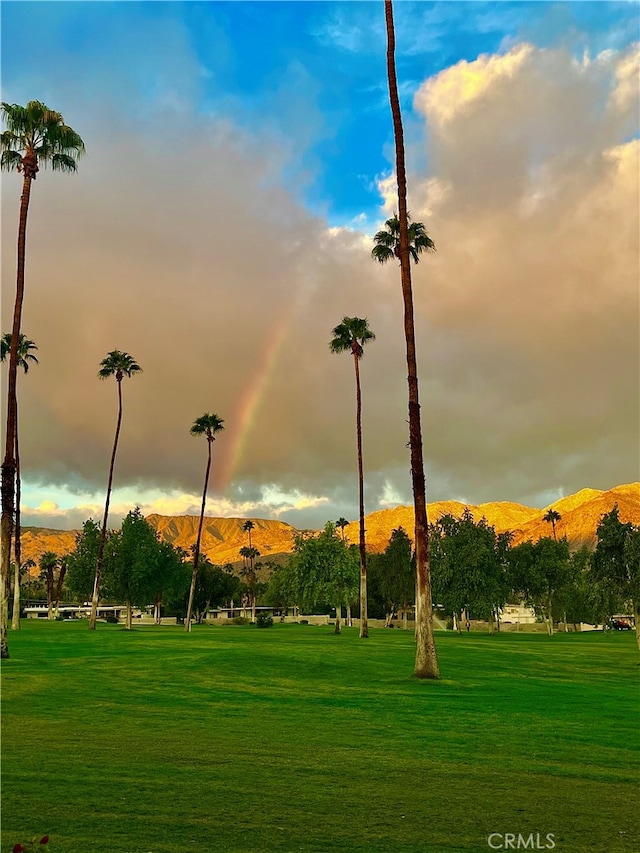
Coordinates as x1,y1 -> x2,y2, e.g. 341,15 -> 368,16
1,0 -> 638,532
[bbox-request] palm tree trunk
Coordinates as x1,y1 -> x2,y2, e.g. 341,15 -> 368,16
90,378 -> 123,630
11,409 -> 22,631
1,172 -> 33,659
11,554 -> 21,630
185,438 -> 212,632
47,566 -> 54,619
353,352 -> 368,639
384,0 -> 439,678
335,602 -> 342,634
53,562 -> 67,619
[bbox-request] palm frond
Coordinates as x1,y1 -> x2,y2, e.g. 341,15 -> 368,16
98,350 -> 142,379
1,333 -> 39,373
329,317 -> 375,357
0,149 -> 23,171
1,100 -> 84,172
372,230 -> 396,248
190,413 -> 225,437
50,153 -> 79,173
371,244 -> 395,264
371,214 -> 435,265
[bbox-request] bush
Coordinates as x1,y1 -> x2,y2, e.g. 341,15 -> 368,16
105,613 -> 120,624
256,612 -> 274,628
231,616 -> 250,626
299,619 -> 309,625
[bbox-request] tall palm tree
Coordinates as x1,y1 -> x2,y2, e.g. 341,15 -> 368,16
375,0 -> 439,678
0,100 -> 84,658
543,509 -> 562,541
89,351 -> 142,630
330,317 -> 375,639
185,413 -> 224,632
0,333 -> 38,630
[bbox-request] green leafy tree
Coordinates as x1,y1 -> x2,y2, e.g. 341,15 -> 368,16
330,316 -> 375,639
263,563 -> 298,619
185,413 -> 224,631
67,519 -> 109,602
543,508 -> 562,541
1,100 -> 84,658
431,511 -> 510,632
89,351 -> 142,630
1,333 -> 38,630
105,508 -> 159,629
591,506 -> 640,650
192,559 -> 241,623
150,542 -> 189,624
378,527 -> 415,628
509,537 -> 572,635
374,2 -> 439,678
558,545 -> 596,630
177,555 -> 236,623
290,522 -> 359,634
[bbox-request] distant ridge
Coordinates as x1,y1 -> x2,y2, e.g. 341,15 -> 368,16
18,483 -> 640,566
344,483 -> 640,552
145,514 -> 297,566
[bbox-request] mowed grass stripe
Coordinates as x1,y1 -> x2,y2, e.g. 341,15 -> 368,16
2,621 -> 638,852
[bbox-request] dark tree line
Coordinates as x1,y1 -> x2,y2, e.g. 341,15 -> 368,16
260,506 -> 639,641
63,510 -> 239,626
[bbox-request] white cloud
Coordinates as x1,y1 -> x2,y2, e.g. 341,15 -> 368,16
415,44 -> 535,126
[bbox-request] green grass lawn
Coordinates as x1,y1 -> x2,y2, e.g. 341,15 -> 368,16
2,622 -> 638,853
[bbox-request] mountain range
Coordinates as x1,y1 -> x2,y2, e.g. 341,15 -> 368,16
19,483 -> 639,567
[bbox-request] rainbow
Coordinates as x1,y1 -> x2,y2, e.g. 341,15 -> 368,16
218,308 -> 292,494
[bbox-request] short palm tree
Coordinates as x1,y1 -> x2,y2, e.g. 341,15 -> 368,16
1,100 -> 84,658
89,351 -> 142,630
543,509 -> 562,541
335,517 -> 349,543
330,317 -> 375,639
185,413 -> 225,632
240,543 -> 260,622
242,520 -> 257,621
376,0 -> 439,678
0,333 -> 38,630
38,551 -> 59,620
